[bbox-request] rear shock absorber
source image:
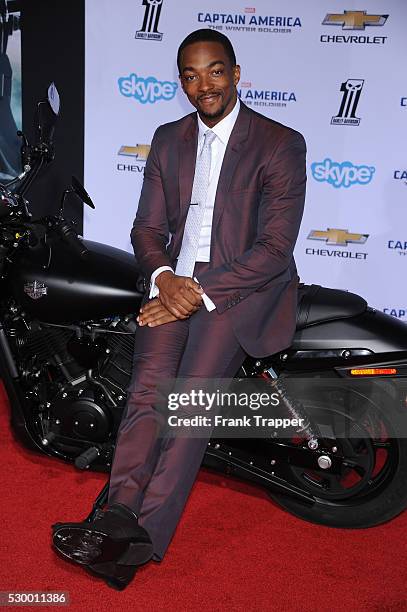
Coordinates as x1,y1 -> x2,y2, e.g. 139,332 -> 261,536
261,366 -> 321,449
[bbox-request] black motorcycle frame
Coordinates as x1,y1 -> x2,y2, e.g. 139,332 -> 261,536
1,87 -> 407,528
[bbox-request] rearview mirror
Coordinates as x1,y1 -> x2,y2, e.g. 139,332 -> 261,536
47,82 -> 60,116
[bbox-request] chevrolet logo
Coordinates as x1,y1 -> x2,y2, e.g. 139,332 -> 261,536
322,11 -> 388,30
118,145 -> 151,161
308,229 -> 369,246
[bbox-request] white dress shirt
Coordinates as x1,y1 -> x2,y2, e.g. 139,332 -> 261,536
149,99 -> 241,311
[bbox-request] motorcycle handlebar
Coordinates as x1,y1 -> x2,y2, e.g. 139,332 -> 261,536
59,223 -> 90,259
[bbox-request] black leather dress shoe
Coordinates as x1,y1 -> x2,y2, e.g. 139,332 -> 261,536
86,560 -> 138,591
52,503 -> 153,570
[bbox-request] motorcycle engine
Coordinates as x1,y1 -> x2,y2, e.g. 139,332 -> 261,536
4,305 -> 136,468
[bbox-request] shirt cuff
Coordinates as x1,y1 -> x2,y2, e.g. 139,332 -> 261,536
149,266 -> 174,299
193,276 -> 216,312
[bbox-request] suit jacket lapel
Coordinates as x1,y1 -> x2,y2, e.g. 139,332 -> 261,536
178,115 -> 198,226
211,103 -> 252,235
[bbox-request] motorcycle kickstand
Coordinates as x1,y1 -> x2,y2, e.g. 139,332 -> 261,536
84,479 -> 110,523
51,480 -> 110,534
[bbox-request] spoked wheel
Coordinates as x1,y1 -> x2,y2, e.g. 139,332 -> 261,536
269,380 -> 407,528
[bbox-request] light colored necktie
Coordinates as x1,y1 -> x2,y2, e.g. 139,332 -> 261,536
175,129 -> 217,277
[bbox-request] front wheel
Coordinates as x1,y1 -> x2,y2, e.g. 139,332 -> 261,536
269,379 -> 407,528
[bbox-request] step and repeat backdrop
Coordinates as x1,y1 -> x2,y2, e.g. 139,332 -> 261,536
84,0 -> 407,320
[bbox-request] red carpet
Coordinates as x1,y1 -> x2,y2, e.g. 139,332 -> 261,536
0,381 -> 406,611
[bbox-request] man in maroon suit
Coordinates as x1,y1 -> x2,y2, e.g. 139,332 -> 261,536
53,28 -> 306,589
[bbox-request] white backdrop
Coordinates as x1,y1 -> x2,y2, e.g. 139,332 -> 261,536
84,0 -> 407,321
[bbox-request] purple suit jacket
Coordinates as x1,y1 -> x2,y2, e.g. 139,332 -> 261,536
131,102 -> 306,357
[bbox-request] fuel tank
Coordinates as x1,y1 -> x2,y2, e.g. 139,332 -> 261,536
8,237 -> 144,323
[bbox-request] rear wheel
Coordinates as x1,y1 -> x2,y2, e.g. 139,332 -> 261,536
269,379 -> 407,528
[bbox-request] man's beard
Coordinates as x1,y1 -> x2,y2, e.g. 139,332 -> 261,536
198,101 -> 227,119
196,92 -> 233,120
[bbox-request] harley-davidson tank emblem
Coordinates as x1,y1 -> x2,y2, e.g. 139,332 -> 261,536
24,281 -> 48,300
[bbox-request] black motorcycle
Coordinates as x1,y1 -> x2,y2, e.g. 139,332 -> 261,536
1,86 -> 407,531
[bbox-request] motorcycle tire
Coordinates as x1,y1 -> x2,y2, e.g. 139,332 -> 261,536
268,378 -> 407,528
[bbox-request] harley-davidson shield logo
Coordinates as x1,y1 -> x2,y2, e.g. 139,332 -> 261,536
24,281 -> 48,300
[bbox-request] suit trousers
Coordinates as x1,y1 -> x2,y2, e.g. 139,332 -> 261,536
107,263 -> 247,560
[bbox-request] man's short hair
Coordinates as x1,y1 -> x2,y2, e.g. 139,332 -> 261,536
177,29 -> 237,73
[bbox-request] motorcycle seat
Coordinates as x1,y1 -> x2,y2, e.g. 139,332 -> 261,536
296,284 -> 367,329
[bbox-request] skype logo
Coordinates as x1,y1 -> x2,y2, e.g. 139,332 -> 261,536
118,73 -> 178,104
311,158 -> 375,189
